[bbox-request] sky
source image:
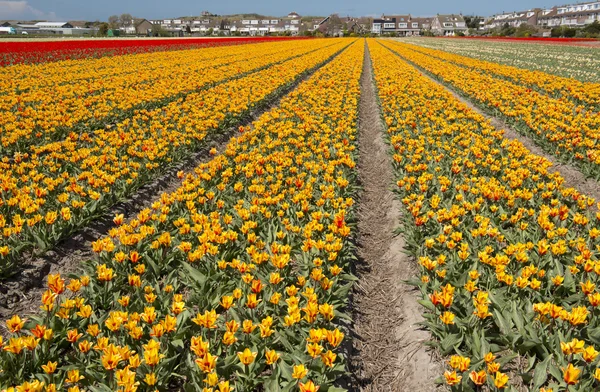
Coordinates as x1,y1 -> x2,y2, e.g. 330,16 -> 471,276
0,0 -> 555,21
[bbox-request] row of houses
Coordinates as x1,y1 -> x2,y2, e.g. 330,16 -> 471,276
144,12 -> 323,36
371,14 -> 467,36
485,1 -> 600,30
146,12 -> 371,36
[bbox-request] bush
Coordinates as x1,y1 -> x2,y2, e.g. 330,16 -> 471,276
551,25 -> 579,38
515,24 -> 538,37
564,27 -> 577,37
583,21 -> 600,37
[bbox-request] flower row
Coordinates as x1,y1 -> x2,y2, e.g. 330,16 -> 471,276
404,37 -> 600,83
401,41 -> 600,110
381,40 -> 600,180
0,39 -> 332,153
0,40 -> 350,278
370,38 -> 600,391
0,38 -> 363,392
0,37 -> 298,67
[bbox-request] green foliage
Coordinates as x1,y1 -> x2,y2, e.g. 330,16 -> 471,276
515,24 -> 538,38
97,23 -> 109,37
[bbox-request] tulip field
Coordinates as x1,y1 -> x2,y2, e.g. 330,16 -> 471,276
403,37 -> 600,82
1,36 -> 600,391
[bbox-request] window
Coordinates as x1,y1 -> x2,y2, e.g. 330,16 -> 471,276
291,20 -> 299,24
271,20 -> 279,24
398,23 -> 407,28
412,23 -> 419,28
443,22 -> 453,27
384,23 -> 395,28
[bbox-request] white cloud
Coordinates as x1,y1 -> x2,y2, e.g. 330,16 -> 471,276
0,1 -> 58,21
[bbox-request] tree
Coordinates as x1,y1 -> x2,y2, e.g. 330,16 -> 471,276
108,15 -> 119,29
325,14 -> 342,36
583,21 -> 600,36
186,25 -> 192,34
151,24 -> 170,37
206,28 -> 214,36
499,22 -> 516,36
464,16 -> 483,29
119,13 -> 134,27
98,22 -> 109,36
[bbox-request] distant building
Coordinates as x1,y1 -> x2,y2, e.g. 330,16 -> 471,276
123,18 -> 153,35
547,1 -> 600,27
34,22 -> 74,28
486,9 -> 541,29
431,14 -> 467,35
14,21 -> 97,35
483,1 -> 600,30
371,14 -> 432,36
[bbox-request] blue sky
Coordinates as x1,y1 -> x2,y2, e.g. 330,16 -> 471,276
1,0 -> 552,21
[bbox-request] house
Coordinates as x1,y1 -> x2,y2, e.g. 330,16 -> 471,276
68,21 -> 89,28
537,8 -> 561,27
371,15 -> 430,36
287,12 -> 301,19
431,14 -> 468,35
123,18 -> 153,35
0,20 -> 18,27
316,14 -> 350,36
355,16 -> 374,33
554,1 -> 600,26
410,17 -> 433,33
486,9 -> 541,29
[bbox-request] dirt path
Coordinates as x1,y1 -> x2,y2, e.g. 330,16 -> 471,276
350,42 -> 442,392
398,50 -> 600,207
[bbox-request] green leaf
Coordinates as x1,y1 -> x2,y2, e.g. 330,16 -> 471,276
532,356 -> 552,390
493,309 -> 510,334
418,299 -> 436,312
511,302 -> 525,333
181,262 -> 207,286
440,333 -> 463,355
88,385 -> 114,392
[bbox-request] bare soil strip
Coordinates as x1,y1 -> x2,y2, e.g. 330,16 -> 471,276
390,47 -> 600,207
0,45 -> 350,325
350,41 -> 442,392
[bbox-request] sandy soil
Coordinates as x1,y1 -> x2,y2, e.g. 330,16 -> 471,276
349,41 -> 443,392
